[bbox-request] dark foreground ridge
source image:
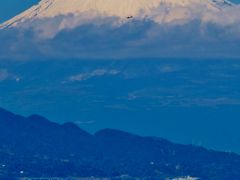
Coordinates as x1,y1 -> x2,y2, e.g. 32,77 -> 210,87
0,107 -> 240,180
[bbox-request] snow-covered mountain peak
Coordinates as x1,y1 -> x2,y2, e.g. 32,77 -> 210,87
0,0 -> 235,30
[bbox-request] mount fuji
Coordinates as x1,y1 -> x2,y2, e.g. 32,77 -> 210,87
0,0 -> 240,59
0,0 -> 235,30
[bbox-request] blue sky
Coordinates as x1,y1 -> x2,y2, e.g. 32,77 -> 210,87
0,0 -> 38,23
0,0 -> 239,23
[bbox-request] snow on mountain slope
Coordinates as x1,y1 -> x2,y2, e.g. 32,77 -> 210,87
0,0 -> 235,30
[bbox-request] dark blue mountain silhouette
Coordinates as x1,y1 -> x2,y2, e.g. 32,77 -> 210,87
0,107 -> 240,179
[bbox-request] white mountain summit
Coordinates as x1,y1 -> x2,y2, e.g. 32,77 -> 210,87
0,0 -> 235,30
0,0 -> 240,59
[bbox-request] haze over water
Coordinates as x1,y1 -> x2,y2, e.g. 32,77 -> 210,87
0,58 -> 239,153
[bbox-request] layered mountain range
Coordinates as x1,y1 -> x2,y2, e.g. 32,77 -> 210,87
0,107 -> 240,179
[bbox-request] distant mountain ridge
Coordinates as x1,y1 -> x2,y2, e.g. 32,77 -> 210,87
0,107 -> 240,179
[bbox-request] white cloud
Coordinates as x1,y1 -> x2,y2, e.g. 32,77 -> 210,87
0,69 -> 21,82
67,69 -> 120,82
158,65 -> 181,73
0,69 -> 9,81
2,6 -> 240,60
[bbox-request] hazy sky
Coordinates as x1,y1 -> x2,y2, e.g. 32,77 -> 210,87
0,0 -> 239,23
